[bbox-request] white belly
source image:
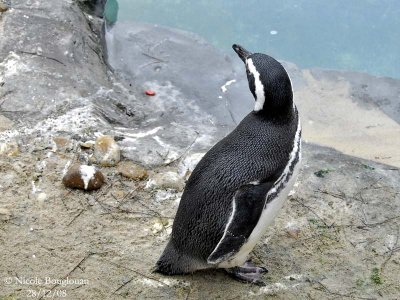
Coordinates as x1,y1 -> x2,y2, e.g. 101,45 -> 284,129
218,158 -> 301,268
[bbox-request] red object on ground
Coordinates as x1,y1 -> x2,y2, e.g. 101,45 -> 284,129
145,89 -> 156,96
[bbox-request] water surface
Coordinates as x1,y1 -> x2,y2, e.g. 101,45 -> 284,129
106,0 -> 400,79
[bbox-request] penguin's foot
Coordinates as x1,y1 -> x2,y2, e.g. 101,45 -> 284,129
225,261 -> 268,286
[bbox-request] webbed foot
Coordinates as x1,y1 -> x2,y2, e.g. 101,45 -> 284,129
225,260 -> 268,286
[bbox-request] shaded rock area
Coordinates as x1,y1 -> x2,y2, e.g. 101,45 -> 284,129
106,21 -> 253,125
0,0 -> 109,121
0,0 -> 399,299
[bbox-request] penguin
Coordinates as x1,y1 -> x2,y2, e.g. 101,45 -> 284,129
155,44 -> 301,285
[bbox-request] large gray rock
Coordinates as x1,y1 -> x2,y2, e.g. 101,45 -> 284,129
0,0 -> 109,121
105,21 -> 252,125
102,22 -> 309,166
104,21 -> 307,126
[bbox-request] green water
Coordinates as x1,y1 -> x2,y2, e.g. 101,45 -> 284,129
106,0 -> 400,79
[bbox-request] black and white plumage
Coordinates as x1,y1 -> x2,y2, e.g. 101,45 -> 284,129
155,44 -> 301,284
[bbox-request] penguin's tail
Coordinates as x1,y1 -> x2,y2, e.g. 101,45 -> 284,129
154,241 -> 206,275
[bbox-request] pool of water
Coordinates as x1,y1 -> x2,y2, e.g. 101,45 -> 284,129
105,0 -> 400,79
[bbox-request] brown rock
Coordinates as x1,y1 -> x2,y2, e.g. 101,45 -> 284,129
93,135 -> 120,166
62,164 -> 105,191
113,190 -> 126,198
53,136 -> 71,152
0,3 -> 8,12
117,161 -> 148,180
146,171 -> 185,191
80,141 -> 95,149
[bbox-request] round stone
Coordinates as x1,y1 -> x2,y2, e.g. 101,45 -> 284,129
0,3 -> 9,12
117,161 -> 148,180
146,171 -> 185,191
93,135 -> 120,166
53,136 -> 71,152
80,141 -> 95,149
62,164 -> 105,191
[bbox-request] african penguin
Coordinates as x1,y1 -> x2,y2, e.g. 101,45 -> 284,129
155,44 -> 301,285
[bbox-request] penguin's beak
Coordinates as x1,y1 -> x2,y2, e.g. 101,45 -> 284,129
232,44 -> 252,63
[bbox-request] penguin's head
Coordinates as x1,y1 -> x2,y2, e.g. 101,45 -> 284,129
233,44 -> 293,114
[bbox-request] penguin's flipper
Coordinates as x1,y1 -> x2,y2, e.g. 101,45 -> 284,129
207,181 -> 273,264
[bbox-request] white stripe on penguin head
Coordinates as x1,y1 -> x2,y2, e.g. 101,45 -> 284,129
247,58 -> 265,111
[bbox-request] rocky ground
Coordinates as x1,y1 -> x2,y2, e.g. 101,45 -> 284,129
0,1 -> 399,299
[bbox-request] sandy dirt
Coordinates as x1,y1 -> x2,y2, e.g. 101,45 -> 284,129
296,70 -> 400,168
0,140 -> 399,299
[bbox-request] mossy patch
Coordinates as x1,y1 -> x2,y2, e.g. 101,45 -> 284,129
308,218 -> 330,229
370,268 -> 383,285
355,278 -> 365,287
314,169 -> 333,178
362,164 -> 375,170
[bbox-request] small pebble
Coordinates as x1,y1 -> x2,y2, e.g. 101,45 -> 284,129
113,190 -> 125,198
80,141 -> 95,149
146,171 -> 185,191
62,164 -> 105,191
93,135 -> 120,166
0,3 -> 9,12
152,218 -> 170,234
117,161 -> 148,180
145,89 -> 156,96
37,192 -> 47,203
52,136 -> 71,152
286,224 -> 301,239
